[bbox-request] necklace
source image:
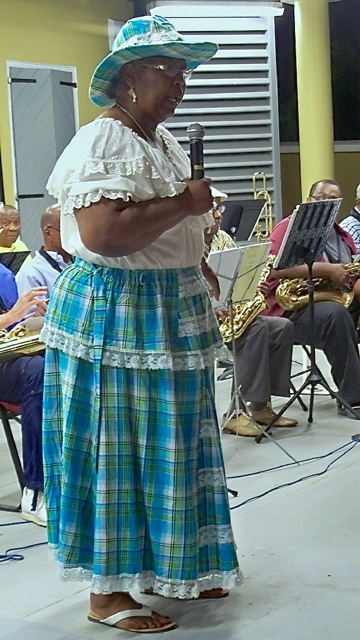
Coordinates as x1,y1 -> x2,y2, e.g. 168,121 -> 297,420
116,103 -> 172,162
116,103 -> 155,143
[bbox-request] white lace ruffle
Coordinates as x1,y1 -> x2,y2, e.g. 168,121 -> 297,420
198,524 -> 235,547
198,467 -> 226,488
40,325 -> 222,371
178,277 -> 207,298
48,545 -> 242,597
199,420 -> 219,438
178,309 -> 218,338
62,181 -> 187,216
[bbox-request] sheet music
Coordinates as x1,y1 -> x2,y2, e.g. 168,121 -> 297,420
207,242 -> 271,308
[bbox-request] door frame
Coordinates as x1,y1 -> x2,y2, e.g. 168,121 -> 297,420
6,60 -> 79,204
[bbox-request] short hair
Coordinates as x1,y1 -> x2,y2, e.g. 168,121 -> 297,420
308,179 -> 342,198
40,205 -> 60,231
356,184 -> 360,200
0,204 -> 18,216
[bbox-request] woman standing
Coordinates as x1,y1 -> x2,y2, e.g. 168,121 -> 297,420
42,15 -> 241,633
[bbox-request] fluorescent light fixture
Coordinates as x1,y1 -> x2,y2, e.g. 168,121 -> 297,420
149,3 -> 284,18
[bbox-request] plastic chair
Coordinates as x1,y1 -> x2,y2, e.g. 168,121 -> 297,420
0,401 -> 25,512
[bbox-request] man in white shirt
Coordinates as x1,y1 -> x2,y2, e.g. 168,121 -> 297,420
339,183 -> 360,254
17,205 -> 72,296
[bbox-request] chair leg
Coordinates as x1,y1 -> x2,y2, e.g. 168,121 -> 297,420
0,406 -> 25,512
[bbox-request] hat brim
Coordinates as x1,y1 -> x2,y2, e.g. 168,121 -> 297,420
89,40 -> 218,107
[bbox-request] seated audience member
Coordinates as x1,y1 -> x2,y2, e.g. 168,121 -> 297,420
264,179 -> 360,417
206,196 -> 297,437
0,266 -> 47,526
204,187 -> 235,255
339,183 -> 360,254
0,204 -> 29,253
17,205 -> 72,296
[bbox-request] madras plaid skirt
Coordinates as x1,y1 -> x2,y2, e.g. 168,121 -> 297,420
42,259 -> 241,597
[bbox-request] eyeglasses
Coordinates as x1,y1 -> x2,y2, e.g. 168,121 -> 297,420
140,63 -> 193,83
46,226 -> 61,232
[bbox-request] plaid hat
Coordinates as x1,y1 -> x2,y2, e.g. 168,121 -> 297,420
89,15 -> 218,107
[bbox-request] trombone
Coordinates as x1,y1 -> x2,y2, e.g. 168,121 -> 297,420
253,171 -> 274,242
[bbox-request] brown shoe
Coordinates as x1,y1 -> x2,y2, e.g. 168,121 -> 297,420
250,406 -> 298,428
222,414 -> 262,437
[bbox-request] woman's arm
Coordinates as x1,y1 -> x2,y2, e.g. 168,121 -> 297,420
76,180 -> 213,258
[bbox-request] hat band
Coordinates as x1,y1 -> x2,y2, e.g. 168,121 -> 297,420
113,29 -> 183,52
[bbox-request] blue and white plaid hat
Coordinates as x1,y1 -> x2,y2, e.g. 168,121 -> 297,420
89,15 -> 218,107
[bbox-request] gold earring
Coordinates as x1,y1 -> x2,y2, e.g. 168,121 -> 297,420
128,88 -> 137,103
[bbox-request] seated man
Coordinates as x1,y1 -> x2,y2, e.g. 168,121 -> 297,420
0,265 -> 47,525
339,183 -> 360,254
206,194 -> 297,437
264,179 -> 360,417
0,204 -> 29,253
17,204 -> 72,296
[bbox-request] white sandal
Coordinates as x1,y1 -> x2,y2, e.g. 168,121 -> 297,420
88,604 -> 177,633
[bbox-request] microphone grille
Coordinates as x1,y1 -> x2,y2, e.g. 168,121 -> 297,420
186,123 -> 205,140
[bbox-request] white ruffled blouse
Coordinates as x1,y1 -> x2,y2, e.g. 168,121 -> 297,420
47,118 -> 213,269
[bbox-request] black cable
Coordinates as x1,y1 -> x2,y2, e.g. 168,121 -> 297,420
226,437 -> 358,480
229,438 -> 359,511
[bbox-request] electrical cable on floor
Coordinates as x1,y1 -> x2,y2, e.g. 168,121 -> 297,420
229,437 -> 359,511
227,437 -> 358,480
0,541 -> 47,563
0,520 -> 47,562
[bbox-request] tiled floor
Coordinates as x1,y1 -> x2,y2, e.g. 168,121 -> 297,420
0,347 -> 359,639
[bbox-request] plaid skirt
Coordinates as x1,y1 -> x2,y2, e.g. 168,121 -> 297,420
42,259 -> 241,597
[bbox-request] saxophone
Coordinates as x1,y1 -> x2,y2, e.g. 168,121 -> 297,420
219,254 -> 276,343
0,322 -> 44,361
275,262 -> 360,311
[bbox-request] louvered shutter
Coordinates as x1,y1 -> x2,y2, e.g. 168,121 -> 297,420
150,3 -> 283,223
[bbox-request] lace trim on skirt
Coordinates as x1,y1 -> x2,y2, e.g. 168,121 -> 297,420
41,325 -> 223,371
48,545 -> 242,598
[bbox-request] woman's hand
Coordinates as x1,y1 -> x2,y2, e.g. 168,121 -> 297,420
183,180 -> 213,217
201,258 -> 220,301
6,287 -> 48,326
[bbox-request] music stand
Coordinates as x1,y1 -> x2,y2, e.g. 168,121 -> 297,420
0,251 -> 30,274
209,243 -> 298,463
221,199 -> 266,242
256,198 -> 360,444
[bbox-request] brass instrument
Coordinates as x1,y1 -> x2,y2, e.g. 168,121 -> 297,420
0,322 -> 44,362
219,255 -> 276,343
253,171 -> 274,242
275,262 -> 360,311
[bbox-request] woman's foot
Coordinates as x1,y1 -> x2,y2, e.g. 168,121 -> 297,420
89,592 -> 176,632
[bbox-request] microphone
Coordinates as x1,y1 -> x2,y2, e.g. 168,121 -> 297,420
186,123 -> 205,180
